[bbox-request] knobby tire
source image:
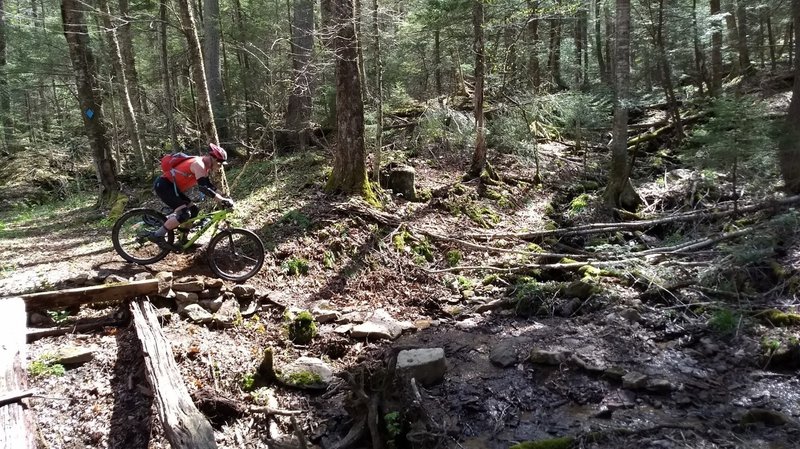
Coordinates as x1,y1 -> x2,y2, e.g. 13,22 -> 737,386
111,208 -> 174,265
207,228 -> 265,281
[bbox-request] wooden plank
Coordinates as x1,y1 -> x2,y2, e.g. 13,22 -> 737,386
18,279 -> 159,311
131,299 -> 217,449
27,315 -> 125,343
0,297 -> 36,449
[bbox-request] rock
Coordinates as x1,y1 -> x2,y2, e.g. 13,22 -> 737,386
396,348 -> 447,386
384,164 -> 417,201
569,353 -> 606,373
557,298 -> 582,317
205,278 -> 224,289
334,323 -> 353,334
155,271 -> 173,294
603,366 -> 627,381
212,299 -> 241,327
53,346 -> 95,366
461,290 -> 475,299
175,291 -> 199,308
620,308 -> 643,323
740,408 -> 792,427
338,311 -> 367,324
563,280 -> 598,300
173,277 -> 204,292
351,309 -> 404,340
28,312 -> 54,326
132,272 -> 153,281
181,304 -> 213,324
593,406 -> 613,419
279,357 -> 334,390
199,288 -> 222,300
232,284 -> 256,298
200,296 -> 225,313
622,372 -> 649,389
104,274 -> 128,284
312,306 -> 339,324
490,340 -> 518,368
645,378 -> 674,393
529,348 -> 570,365
70,273 -> 90,285
603,390 -> 636,410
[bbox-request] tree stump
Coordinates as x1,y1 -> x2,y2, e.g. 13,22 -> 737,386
382,163 -> 417,201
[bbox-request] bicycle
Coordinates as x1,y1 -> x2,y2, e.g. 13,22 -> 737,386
111,203 -> 265,281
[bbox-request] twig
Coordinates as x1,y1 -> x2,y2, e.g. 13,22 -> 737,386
290,416 -> 309,449
248,405 -> 303,416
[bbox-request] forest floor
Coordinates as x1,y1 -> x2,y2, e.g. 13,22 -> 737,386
3,101 -> 800,448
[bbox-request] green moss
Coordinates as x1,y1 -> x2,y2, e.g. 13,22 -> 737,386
756,309 -> 800,327
393,231 -> 408,250
285,309 -> 318,344
28,356 -> 65,378
241,373 -> 257,391
482,274 -> 499,285
465,204 -> 500,228
568,193 -> 590,214
543,202 -> 556,216
446,249 -> 462,267
282,257 -> 310,276
510,436 -> 574,449
526,243 -> 544,253
451,183 -> 467,195
284,370 -> 323,386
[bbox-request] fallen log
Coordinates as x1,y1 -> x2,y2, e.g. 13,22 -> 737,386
131,299 -> 217,449
0,297 -> 36,449
19,279 -> 160,312
468,194 -> 800,241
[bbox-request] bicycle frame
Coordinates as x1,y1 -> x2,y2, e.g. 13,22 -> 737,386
173,208 -> 231,251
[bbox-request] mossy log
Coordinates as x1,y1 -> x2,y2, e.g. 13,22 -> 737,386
0,297 -> 36,449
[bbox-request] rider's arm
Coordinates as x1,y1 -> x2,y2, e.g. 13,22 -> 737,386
191,159 -> 227,202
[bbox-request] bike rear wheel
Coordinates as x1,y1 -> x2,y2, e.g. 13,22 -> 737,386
112,208 -> 174,264
207,229 -> 265,281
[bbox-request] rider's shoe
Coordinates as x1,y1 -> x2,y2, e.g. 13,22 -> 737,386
147,232 -> 178,251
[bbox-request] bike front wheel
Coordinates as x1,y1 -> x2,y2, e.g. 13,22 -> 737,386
207,229 -> 265,281
112,208 -> 174,264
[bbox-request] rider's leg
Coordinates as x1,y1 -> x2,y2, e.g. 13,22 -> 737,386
152,177 -> 191,237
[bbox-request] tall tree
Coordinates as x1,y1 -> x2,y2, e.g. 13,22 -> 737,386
736,0 -> 752,75
710,0 -> 723,95
99,0 -> 146,170
467,0 -> 486,178
321,0 -> 372,198
372,0 -> 383,182
117,0 -> 144,116
176,0 -> 219,146
603,0 -> 640,210
594,0 -> 608,86
61,0 -> 119,207
778,0 -> 800,193
286,0 -> 316,150
0,0 -> 9,149
159,0 -> 178,149
203,0 -> 229,143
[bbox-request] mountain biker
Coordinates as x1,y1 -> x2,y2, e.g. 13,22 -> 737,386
148,143 -> 234,249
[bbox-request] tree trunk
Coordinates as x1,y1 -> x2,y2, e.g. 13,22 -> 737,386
321,0 -> 372,199
654,0 -> 683,138
0,0 -> 10,149
117,0 -> 144,118
527,0 -> 541,88
372,0 -> 383,182
593,0 -> 607,86
547,4 -> 567,89
724,0 -> 741,75
692,0 -> 707,95
434,29 -> 442,95
467,0 -> 486,179
202,0 -> 229,143
736,0 -> 752,75
99,0 -> 146,171
61,0 -> 119,208
778,0 -> 800,193
710,0 -> 723,94
286,0 -> 315,150
159,0 -> 179,150
766,10 -> 776,72
604,0 -> 640,210
176,0 -> 219,146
